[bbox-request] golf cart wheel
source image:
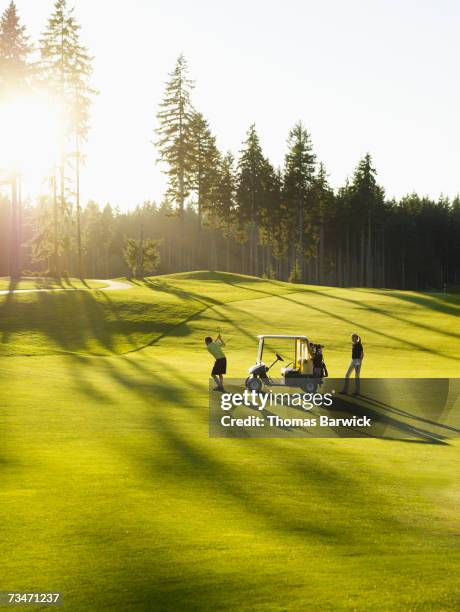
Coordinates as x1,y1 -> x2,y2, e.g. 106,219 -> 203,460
245,376 -> 263,392
302,381 -> 318,393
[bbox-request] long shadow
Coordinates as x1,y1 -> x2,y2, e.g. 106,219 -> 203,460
223,280 -> 460,363
0,277 -> 20,343
4,342 -> 454,609
328,395 -> 450,444
233,387 -> 451,444
307,285 -> 460,342
359,394 -> 460,434
0,283 -> 203,356
132,278 -> 223,308
352,288 -> 460,317
87,354 -> 453,552
99,360 -> 386,544
124,287 -> 269,353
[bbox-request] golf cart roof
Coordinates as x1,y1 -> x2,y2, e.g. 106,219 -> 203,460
257,335 -> 308,340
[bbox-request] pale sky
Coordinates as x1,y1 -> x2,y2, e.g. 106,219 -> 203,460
9,0 -> 460,209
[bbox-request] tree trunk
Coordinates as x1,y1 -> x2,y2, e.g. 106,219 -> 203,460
366,208 -> 372,287
75,131 -> 83,278
52,169 -> 59,276
381,227 -> 385,288
298,200 -> 304,281
346,225 -> 350,286
137,225 -> 144,278
9,174 -> 19,278
401,250 -> 406,290
319,224 -> 324,284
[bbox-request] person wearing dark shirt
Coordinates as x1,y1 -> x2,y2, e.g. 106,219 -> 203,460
341,333 -> 364,395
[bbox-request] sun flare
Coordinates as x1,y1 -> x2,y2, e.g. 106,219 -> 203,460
0,92 -> 61,183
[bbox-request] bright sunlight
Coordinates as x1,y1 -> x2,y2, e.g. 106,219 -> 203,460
0,92 -> 60,185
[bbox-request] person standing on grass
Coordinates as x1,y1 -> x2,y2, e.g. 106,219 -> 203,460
341,333 -> 364,395
205,333 -> 227,392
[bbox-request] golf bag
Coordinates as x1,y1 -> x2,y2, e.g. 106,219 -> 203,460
312,344 -> 328,378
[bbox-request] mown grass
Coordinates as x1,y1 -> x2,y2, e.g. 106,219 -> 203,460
0,272 -> 458,610
0,277 -> 107,291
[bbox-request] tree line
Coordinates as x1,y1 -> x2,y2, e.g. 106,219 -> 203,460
1,1 -> 459,290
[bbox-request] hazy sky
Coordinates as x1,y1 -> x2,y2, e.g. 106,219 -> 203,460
11,0 -> 460,209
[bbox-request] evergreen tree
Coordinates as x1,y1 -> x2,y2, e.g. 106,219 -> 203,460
311,162 -> 334,284
39,0 -> 95,277
156,55 -> 195,216
349,153 -> 384,286
283,121 -> 316,281
124,237 -> 161,278
68,25 -> 96,279
236,124 -> 268,275
0,1 -> 32,97
190,111 -> 220,222
189,110 -> 221,266
215,152 -> 238,271
28,195 -> 56,272
265,168 -> 289,279
0,1 -> 32,277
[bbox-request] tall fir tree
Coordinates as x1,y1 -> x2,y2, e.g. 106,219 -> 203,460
156,55 -> 195,216
215,152 -> 238,271
68,24 -> 96,278
190,111 -> 220,223
0,1 -> 32,277
283,121 -> 316,282
189,111 -> 221,267
155,55 -> 194,268
0,1 -> 32,97
236,124 -> 268,275
40,0 -> 95,277
349,153 -> 384,286
311,162 -> 334,284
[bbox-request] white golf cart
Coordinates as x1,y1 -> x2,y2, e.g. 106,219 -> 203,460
245,334 -> 327,393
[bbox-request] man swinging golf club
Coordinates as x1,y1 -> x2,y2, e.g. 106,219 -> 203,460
341,333 -> 364,395
205,331 -> 227,392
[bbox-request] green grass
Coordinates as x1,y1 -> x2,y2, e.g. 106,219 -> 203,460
0,277 -> 107,291
0,272 -> 459,610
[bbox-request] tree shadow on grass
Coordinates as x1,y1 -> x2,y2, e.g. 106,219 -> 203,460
86,355 -> 444,552
0,285 -> 201,355
11,347 -> 455,609
223,280 -> 460,363
352,287 -> 460,316
131,278 -> 223,308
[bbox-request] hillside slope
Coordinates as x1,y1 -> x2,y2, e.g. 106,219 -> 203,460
1,271 -> 459,377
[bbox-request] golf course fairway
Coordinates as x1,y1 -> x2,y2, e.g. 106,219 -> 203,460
0,272 -> 458,610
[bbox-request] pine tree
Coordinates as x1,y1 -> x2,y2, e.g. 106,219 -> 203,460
39,0 -> 95,277
236,124 -> 268,275
68,26 -> 96,279
156,55 -> 195,216
124,237 -> 161,278
214,152 -> 238,271
349,153 -> 384,286
311,162 -> 334,284
0,1 -> 32,97
260,166 -> 288,279
0,1 -> 32,277
190,111 -> 220,223
283,121 -> 316,282
28,195 -> 57,272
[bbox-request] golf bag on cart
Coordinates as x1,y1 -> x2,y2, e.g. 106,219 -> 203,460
311,343 -> 328,378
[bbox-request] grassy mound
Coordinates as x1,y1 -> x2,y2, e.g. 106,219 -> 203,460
1,271 -> 459,377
